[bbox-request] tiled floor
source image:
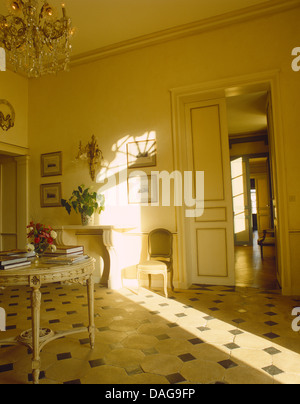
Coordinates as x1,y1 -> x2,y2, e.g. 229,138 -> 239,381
0,282 -> 300,384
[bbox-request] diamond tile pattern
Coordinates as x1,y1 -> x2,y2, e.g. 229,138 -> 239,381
0,284 -> 299,384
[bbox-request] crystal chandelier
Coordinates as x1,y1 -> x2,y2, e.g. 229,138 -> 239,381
0,0 -> 74,78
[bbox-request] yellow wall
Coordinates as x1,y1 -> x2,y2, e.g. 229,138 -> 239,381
26,7 -> 300,292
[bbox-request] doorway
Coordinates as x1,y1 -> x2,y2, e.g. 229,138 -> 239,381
226,93 -> 278,289
0,152 -> 29,250
0,154 -> 17,250
171,71 -> 287,293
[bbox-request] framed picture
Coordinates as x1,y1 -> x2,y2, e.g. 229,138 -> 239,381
41,151 -> 62,177
128,174 -> 158,204
127,140 -> 156,168
40,183 -> 62,208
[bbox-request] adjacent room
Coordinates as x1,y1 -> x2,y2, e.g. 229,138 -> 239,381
226,91 -> 278,290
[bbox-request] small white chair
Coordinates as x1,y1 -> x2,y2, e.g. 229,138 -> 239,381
137,228 -> 174,298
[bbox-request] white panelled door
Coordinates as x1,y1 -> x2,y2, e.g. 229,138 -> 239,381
183,98 -> 235,286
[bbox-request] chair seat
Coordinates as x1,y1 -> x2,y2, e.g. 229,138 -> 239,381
137,260 -> 167,273
262,237 -> 275,245
137,260 -> 169,298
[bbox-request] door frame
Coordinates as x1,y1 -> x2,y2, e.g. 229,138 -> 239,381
171,70 -> 290,294
230,152 -> 273,245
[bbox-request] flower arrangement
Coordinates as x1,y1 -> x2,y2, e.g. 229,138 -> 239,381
26,221 -> 57,257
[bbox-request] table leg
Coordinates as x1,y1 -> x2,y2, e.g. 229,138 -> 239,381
103,229 -> 123,290
31,285 -> 41,384
87,276 -> 95,349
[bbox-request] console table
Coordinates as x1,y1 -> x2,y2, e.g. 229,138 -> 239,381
0,257 -> 96,384
54,225 -> 134,290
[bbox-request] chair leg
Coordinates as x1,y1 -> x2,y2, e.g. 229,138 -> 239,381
260,244 -> 264,260
170,269 -> 174,291
148,274 -> 152,290
137,269 -> 141,293
163,271 -> 168,298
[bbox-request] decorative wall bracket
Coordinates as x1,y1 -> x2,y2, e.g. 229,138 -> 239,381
0,99 -> 15,131
76,135 -> 103,181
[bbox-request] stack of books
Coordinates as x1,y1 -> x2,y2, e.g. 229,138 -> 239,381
0,249 -> 36,259
44,245 -> 84,257
43,254 -> 89,265
43,245 -> 88,265
0,251 -> 32,270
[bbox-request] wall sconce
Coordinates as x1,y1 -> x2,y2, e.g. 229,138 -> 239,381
76,135 -> 103,181
0,100 -> 15,131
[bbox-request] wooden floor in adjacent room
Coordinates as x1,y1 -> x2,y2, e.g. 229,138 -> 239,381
234,232 -> 279,290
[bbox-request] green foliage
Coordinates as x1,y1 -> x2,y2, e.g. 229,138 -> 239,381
61,185 -> 105,217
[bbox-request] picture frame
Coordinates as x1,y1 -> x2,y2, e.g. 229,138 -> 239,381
41,151 -> 62,177
128,174 -> 158,204
127,140 -> 156,169
40,183 -> 62,208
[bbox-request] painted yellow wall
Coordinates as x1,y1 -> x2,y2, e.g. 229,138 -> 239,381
27,7 -> 300,292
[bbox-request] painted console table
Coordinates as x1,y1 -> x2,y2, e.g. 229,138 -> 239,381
0,257 -> 96,384
54,225 -> 134,290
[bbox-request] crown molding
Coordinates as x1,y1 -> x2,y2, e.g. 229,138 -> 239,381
70,0 -> 300,68
0,141 -> 29,156
4,0 -> 300,75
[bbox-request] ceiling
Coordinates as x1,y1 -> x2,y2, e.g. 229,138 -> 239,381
0,0 -> 273,58
0,0 -> 272,135
226,91 -> 268,136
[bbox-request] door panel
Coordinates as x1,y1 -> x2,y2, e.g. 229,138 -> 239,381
256,175 -> 271,231
184,98 -> 235,286
191,105 -> 224,201
196,228 -> 228,277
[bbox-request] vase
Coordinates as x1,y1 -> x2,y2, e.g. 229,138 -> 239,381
34,243 -> 49,264
81,212 -> 94,226
34,251 -> 46,265
34,253 -> 41,265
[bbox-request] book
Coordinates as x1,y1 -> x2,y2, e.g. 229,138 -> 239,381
11,251 -> 36,259
0,249 -> 35,257
53,245 -> 84,254
43,251 -> 83,258
43,254 -> 89,265
0,261 -> 31,270
0,255 -> 30,266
